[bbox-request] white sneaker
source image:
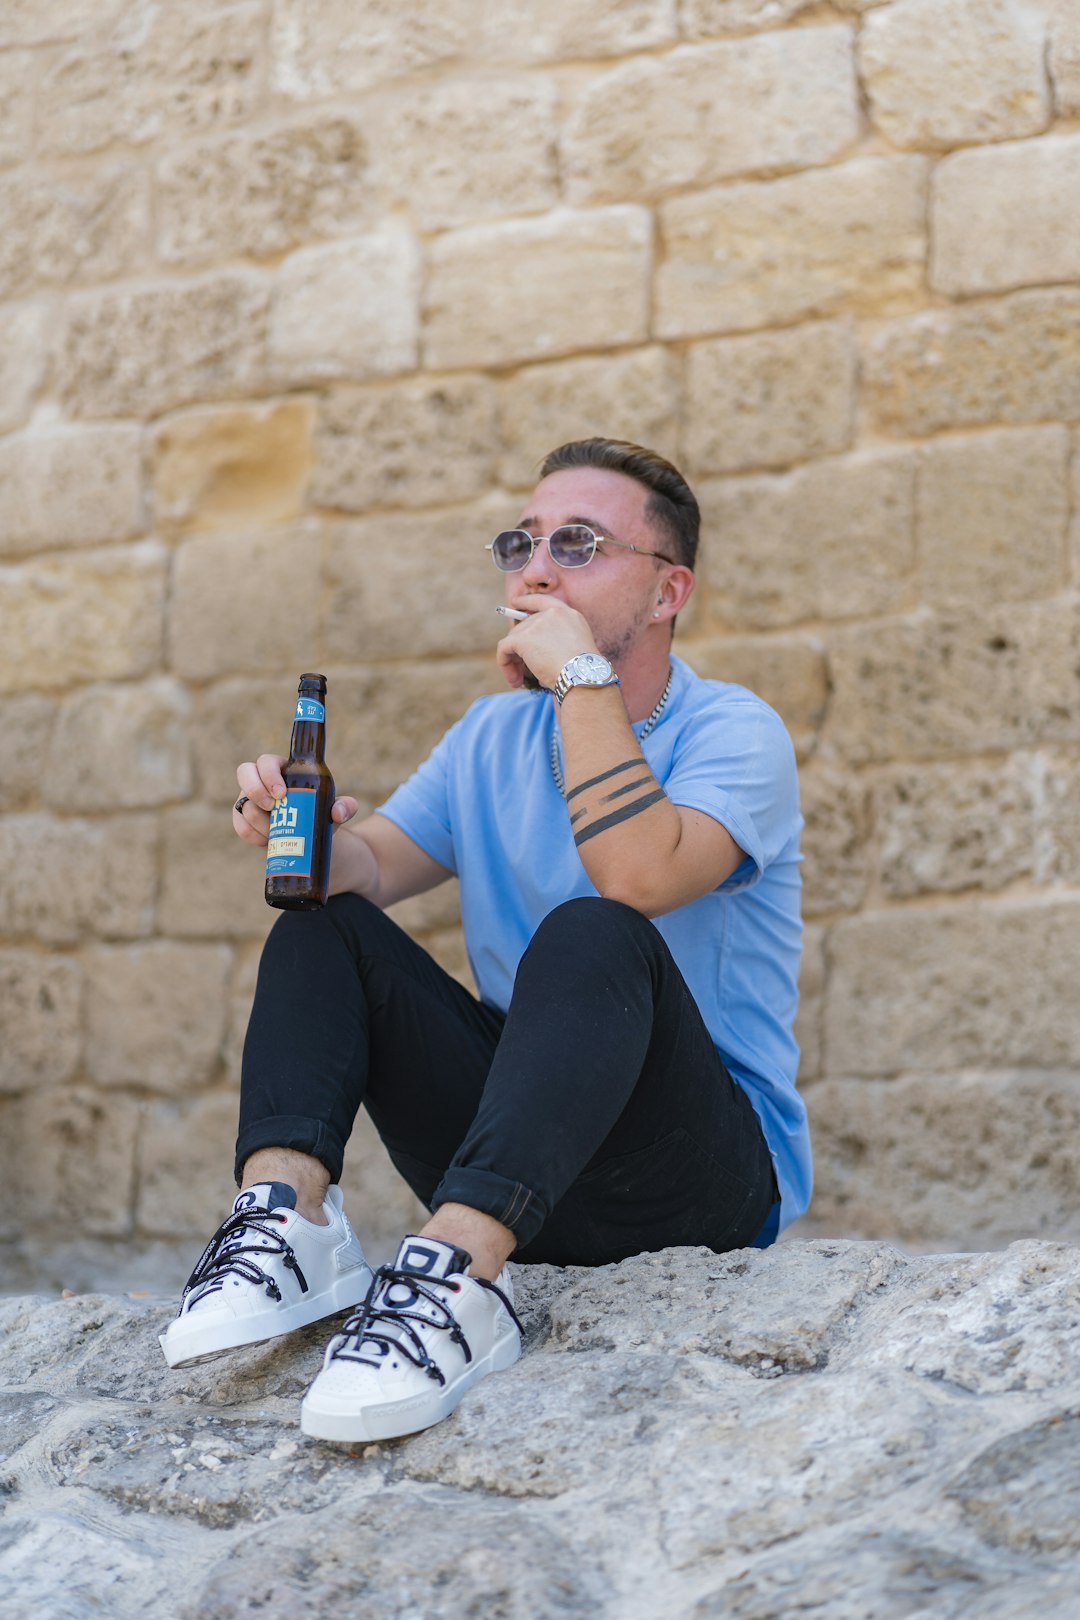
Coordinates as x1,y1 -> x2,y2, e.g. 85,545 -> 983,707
159,1181 -> 372,1368
300,1235 -> 522,1443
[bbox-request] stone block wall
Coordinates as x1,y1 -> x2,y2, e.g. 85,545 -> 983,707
4,0 -> 1080,1285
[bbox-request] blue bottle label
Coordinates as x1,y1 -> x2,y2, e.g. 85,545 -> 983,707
295,697 -> 325,723
266,789 -> 318,878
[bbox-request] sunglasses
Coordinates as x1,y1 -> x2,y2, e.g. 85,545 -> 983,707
486,524 -> 676,572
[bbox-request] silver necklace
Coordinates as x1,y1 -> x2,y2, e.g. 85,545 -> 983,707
550,668 -> 673,797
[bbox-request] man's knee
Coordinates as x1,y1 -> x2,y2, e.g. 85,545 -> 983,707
529,895 -> 657,954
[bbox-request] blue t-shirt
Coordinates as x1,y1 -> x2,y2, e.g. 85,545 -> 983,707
377,653 -> 811,1232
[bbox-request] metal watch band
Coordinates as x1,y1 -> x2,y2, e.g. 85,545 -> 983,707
553,655 -> 620,706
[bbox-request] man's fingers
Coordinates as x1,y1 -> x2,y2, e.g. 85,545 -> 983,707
236,754 -> 286,811
232,798 -> 270,847
331,797 -> 360,825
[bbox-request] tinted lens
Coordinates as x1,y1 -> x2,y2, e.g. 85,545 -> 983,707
491,530 -> 534,571
548,525 -> 597,567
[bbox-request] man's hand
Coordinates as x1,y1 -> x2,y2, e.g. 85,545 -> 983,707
232,753 -> 360,850
495,596 -> 600,692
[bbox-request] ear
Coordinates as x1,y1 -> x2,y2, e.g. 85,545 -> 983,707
652,565 -> 695,622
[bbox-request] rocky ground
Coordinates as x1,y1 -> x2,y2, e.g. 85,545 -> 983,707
1,1239 -> 1079,1619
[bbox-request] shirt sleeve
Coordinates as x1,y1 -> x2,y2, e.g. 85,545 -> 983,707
375,721 -> 460,876
662,693 -> 801,893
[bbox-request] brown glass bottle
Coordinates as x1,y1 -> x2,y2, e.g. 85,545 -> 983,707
264,674 -> 336,910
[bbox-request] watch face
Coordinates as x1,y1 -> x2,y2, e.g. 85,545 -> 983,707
571,653 -> 613,684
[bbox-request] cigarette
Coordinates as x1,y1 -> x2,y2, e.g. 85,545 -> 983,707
496,606 -> 529,621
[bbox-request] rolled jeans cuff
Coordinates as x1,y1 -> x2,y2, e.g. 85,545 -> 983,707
233,1114 -> 346,1188
432,1166 -> 547,1249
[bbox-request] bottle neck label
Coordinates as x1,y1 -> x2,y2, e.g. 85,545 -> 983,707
295,697 -> 325,723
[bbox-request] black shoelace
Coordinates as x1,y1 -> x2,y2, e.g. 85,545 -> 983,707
176,1204 -> 309,1314
331,1265 -> 522,1387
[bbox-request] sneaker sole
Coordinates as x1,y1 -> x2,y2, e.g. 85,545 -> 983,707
299,1328 -> 522,1443
159,1265 -> 374,1369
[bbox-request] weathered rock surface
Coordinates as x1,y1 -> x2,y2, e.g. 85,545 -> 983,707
1,1240 -> 1078,1618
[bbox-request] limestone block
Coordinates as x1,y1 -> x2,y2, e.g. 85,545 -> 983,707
0,0 -> 124,46
681,0 -> 821,34
191,676 -> 299,805
135,1089 -> 241,1239
169,525 -> 323,681
374,78 -> 558,232
269,233 -> 419,385
916,427 -> 1068,608
864,290 -> 1080,438
158,118 -> 371,269
223,941 -> 262,1080
0,814 -> 158,945
84,941 -> 232,1091
0,951 -> 81,1092
0,425 -> 144,556
874,760 -> 1034,899
324,499 -> 506,662
932,135 -> 1080,298
14,1086 -> 138,1237
337,1110 -> 431,1267
0,541 -> 166,696
0,695 -> 56,811
684,323 -> 856,475
272,0 -> 479,97
331,660 -> 503,800
825,899 -> 1080,1073
44,678 -> 192,811
60,273 -> 269,421
858,0 -> 1050,150
688,634 -> 828,762
496,348 -> 680,488
826,603 -> 1080,763
0,302 -> 48,436
1037,753 -> 1080,884
484,0 -> 678,61
562,30 -> 858,205
0,52 -> 32,167
659,155 -> 926,339
159,804 -> 276,941
794,923 -> 825,1082
38,1 -> 264,156
0,165 -> 148,302
807,1071 -> 1080,1247
312,376 -> 497,512
701,449 -> 916,628
424,208 -> 651,371
151,400 -> 312,536
1043,0 -> 1080,113
800,766 -> 871,918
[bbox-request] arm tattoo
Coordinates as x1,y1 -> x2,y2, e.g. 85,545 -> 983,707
574,789 -> 667,846
565,759 -> 641,803
565,757 -> 667,846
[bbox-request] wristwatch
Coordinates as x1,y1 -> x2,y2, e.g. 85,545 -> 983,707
553,652 -> 621,706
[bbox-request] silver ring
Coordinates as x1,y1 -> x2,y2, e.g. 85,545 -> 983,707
234,795 -> 249,814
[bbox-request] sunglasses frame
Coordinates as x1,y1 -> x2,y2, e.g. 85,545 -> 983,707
486,524 -> 677,572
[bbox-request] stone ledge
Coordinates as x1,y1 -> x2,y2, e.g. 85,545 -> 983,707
2,1240 -> 1079,1616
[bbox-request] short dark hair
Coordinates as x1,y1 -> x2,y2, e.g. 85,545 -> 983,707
538,438 -> 700,571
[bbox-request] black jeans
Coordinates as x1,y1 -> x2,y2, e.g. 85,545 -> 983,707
237,894 -> 779,1266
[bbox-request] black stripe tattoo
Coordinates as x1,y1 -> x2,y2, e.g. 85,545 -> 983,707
566,759 -> 641,803
569,808 -> 587,826
574,788 -> 667,846
599,775 -> 653,805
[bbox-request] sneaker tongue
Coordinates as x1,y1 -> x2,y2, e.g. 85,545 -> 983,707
231,1182 -> 297,1217
392,1235 -> 472,1281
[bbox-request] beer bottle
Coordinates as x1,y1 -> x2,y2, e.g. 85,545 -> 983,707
264,673 -> 336,910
